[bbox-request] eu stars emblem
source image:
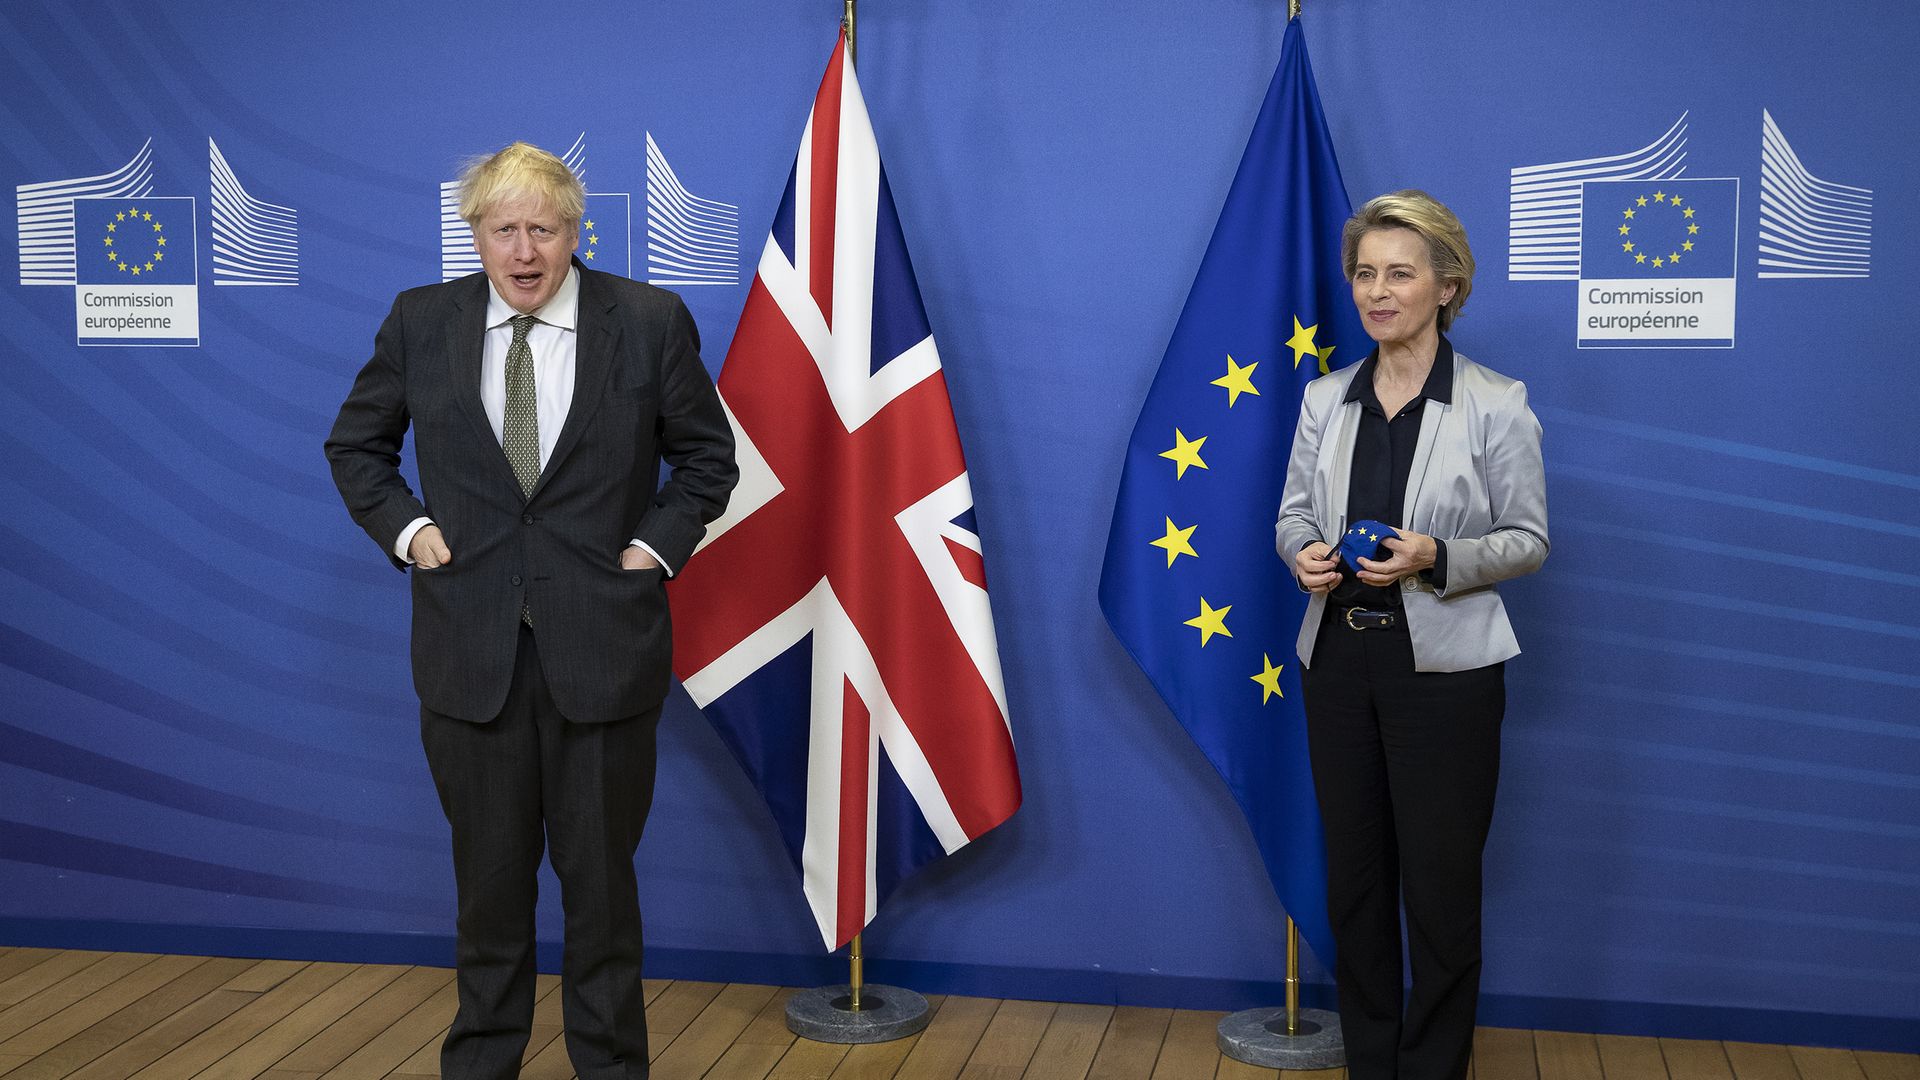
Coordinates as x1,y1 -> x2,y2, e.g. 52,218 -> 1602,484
578,193 -> 632,276
73,196 -> 200,346
1577,177 -> 1738,349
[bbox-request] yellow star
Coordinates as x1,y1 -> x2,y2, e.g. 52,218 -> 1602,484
1150,517 -> 1199,568
1184,597 -> 1232,647
1668,252 -> 1680,264
1315,344 -> 1336,375
1285,316 -> 1322,369
107,221 -> 117,233
1622,241 -> 1634,252
1652,190 -> 1665,202
1671,195 -> 1683,207
1652,256 -> 1664,267
1687,223 -> 1699,235
142,211 -> 152,221
115,211 -> 126,222
584,219 -> 595,230
1634,253 -> 1647,264
1683,207 -> 1695,219
1251,654 -> 1285,704
143,261 -> 154,271
584,250 -> 596,260
1623,208 -> 1636,220
103,236 -> 113,247
1617,224 -> 1630,236
1160,429 -> 1209,479
588,233 -> 598,245
106,252 -> 117,262
1211,355 -> 1260,407
157,236 -> 167,247
153,251 -> 163,261
117,261 -> 129,272
153,221 -> 162,232
1682,240 -> 1694,251
1636,196 -> 1648,207
130,265 -> 142,276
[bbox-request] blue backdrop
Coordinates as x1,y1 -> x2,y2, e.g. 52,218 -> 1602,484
2,0 -> 1914,1051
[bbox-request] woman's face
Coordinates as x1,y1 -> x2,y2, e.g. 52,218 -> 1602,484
1350,227 -> 1456,348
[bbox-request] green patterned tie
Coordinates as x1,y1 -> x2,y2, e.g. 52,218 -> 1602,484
504,314 -> 538,626
503,315 -> 540,498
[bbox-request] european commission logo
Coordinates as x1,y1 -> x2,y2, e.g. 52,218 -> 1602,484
74,197 -> 200,346
16,139 -> 303,346
1508,110 -> 1871,349
437,132 -> 738,287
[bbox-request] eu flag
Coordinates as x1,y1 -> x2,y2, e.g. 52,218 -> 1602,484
1098,16 -> 1364,969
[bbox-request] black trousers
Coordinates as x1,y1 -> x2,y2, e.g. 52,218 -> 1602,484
421,625 -> 659,1080
1301,612 -> 1505,1080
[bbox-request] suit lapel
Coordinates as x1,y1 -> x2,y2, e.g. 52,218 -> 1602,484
1401,384 -> 1451,536
1323,387 -> 1360,541
532,262 -> 617,501
448,276 -> 521,492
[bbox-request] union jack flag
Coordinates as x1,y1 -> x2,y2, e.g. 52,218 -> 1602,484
669,32 -> 1021,951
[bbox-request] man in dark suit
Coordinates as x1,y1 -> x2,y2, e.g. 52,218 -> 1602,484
326,142 -> 736,1080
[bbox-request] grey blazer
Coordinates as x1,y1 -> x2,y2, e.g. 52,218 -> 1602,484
1275,349 -> 1548,672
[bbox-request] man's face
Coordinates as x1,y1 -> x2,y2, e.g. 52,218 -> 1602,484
474,191 -> 577,314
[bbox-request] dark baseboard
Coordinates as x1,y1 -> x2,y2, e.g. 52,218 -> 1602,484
1,918 -> 1911,1054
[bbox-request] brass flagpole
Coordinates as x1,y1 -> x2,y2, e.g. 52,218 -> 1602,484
843,0 -> 862,1022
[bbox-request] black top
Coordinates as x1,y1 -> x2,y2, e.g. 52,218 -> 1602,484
1325,337 -> 1453,609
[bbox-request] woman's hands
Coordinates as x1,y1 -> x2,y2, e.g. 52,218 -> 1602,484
1354,528 -> 1437,586
1293,542 -> 1342,594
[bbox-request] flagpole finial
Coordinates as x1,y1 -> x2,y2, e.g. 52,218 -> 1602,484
843,0 -> 857,67
1289,0 -> 1302,19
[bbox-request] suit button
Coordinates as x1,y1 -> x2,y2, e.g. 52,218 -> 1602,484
511,575 -> 523,587
1402,577 -> 1419,592
522,513 -> 535,525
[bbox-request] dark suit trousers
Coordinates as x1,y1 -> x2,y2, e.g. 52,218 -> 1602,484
1301,614 -> 1505,1080
421,625 -> 658,1080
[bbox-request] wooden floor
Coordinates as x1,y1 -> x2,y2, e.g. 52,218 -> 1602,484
0,948 -> 1913,1079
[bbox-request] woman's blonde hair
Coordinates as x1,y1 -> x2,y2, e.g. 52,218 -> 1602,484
1341,190 -> 1475,331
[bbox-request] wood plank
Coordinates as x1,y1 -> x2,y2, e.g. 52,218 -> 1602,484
127,960 -> 358,1080
1537,1030 -> 1604,1080
650,982 -> 779,1080
194,962 -> 408,1080
1022,1002 -> 1113,1080
0,953 -> 206,1055
1858,1051 -> 1920,1080
1087,1006 -> 1174,1080
645,977 -> 673,1004
771,1037 -> 853,1080
826,994 -> 944,1080
1594,1033 -> 1668,1080
1150,1008 -> 1222,1080
703,988 -> 801,1080
1660,1037 -> 1735,1080
0,951 -> 159,1044
269,965 -> 450,1073
221,959 -> 310,994
1723,1041 -> 1799,1080
0,951 -> 59,988
64,988 -> 258,1080
959,998 -> 1054,1079
1278,1067 -> 1344,1079
1792,1047 -> 1870,1080
3,955 -> 253,1080
314,973 -> 458,1078
0,950 -> 111,1007
893,995 -> 999,1080
1473,1027 -> 1540,1080
646,979 -> 726,1057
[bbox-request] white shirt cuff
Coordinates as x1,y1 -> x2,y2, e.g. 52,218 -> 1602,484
395,517 -> 433,564
630,540 -> 674,576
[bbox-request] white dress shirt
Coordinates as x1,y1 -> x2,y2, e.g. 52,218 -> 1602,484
395,267 -> 667,570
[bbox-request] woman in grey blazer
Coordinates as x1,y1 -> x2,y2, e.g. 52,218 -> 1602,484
1275,191 -> 1547,1080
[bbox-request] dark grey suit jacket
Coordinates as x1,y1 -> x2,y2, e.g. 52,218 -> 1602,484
326,260 -> 737,723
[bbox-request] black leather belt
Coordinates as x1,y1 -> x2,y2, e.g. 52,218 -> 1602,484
1335,607 -> 1398,630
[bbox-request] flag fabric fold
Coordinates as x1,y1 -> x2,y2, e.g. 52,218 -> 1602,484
669,32 -> 1021,952
1098,17 -> 1364,968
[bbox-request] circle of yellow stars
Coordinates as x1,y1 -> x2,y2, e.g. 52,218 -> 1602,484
103,205 -> 168,276
581,218 -> 599,262
1146,313 -> 1341,703
1617,189 -> 1699,270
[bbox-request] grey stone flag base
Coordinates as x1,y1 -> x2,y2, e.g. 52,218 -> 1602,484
1218,1006 -> 1346,1070
785,984 -> 931,1043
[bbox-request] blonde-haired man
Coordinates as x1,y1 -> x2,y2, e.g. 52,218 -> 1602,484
327,141 -> 736,1079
